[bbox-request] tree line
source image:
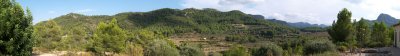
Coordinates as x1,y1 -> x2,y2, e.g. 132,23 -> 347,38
329,8 -> 395,52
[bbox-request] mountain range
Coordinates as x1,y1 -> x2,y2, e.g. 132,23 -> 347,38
374,13 -> 399,26
252,13 -> 399,28
250,15 -> 328,28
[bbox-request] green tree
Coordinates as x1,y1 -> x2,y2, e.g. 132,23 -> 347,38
33,20 -> 63,50
371,22 -> 389,47
0,0 -> 33,55
328,8 -> 354,43
387,27 -> 395,46
88,18 -> 128,55
355,18 -> 371,47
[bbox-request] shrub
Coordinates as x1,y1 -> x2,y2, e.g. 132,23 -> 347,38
125,44 -> 144,56
337,45 -> 347,52
223,45 -> 250,56
209,52 -> 223,56
293,45 -> 304,55
145,39 -> 180,56
252,43 -> 283,56
304,40 -> 335,55
179,45 -> 204,56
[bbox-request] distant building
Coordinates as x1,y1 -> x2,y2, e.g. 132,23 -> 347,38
393,23 -> 400,48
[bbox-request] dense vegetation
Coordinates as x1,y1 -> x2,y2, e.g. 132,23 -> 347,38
1,0 -> 396,55
329,8 -> 395,52
0,0 -> 33,55
32,8 -> 341,56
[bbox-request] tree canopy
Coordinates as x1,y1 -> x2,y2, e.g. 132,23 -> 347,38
0,0 -> 33,55
328,8 -> 354,43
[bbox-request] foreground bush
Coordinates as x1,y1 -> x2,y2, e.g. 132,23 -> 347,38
178,45 -> 204,56
223,45 -> 250,56
304,40 -> 335,55
145,39 -> 180,56
252,43 -> 283,56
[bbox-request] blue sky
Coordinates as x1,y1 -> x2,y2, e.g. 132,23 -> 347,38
17,0 -> 182,24
16,0 -> 400,25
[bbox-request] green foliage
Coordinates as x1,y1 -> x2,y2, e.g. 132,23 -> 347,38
252,43 -> 283,56
337,45 -> 347,52
32,8 -> 302,55
355,18 -> 371,47
178,45 -> 204,56
303,40 -> 335,55
223,45 -> 250,56
225,35 -> 257,43
300,27 -> 327,32
370,22 -> 392,47
387,27 -> 395,46
88,18 -> 128,54
294,45 -> 304,55
145,39 -> 180,56
0,0 -> 33,55
125,43 -> 144,56
328,8 -> 354,43
33,20 -> 63,50
209,52 -> 223,56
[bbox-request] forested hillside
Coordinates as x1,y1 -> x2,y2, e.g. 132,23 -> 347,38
2,0 -> 400,56
22,7 -> 398,56
35,8 -> 299,39
33,8 -> 335,56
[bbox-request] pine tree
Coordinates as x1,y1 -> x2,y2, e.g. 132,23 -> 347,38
33,20 -> 63,50
355,18 -> 371,47
371,22 -> 389,47
328,8 -> 354,43
89,18 -> 128,55
0,0 -> 33,55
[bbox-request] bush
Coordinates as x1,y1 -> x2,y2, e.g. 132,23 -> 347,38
209,52 -> 223,56
179,45 -> 204,56
223,45 -> 250,56
337,45 -> 347,52
283,50 -> 289,56
304,40 -> 335,55
252,43 -> 283,56
292,45 -> 304,55
125,44 -> 144,56
145,39 -> 180,56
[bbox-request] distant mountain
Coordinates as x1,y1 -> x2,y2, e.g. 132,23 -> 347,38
287,22 -> 328,28
375,13 -> 399,26
250,15 -> 328,28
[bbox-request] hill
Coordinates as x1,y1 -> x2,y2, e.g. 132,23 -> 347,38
35,8 -> 299,40
375,13 -> 399,26
32,8 -> 339,56
250,15 -> 328,28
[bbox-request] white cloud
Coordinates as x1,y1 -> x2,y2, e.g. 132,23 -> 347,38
182,0 -> 400,25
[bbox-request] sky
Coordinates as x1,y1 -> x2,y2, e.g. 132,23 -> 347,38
17,0 -> 182,24
17,0 -> 400,25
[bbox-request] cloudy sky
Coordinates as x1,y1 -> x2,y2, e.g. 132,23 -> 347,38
182,0 -> 400,25
18,0 -> 400,25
